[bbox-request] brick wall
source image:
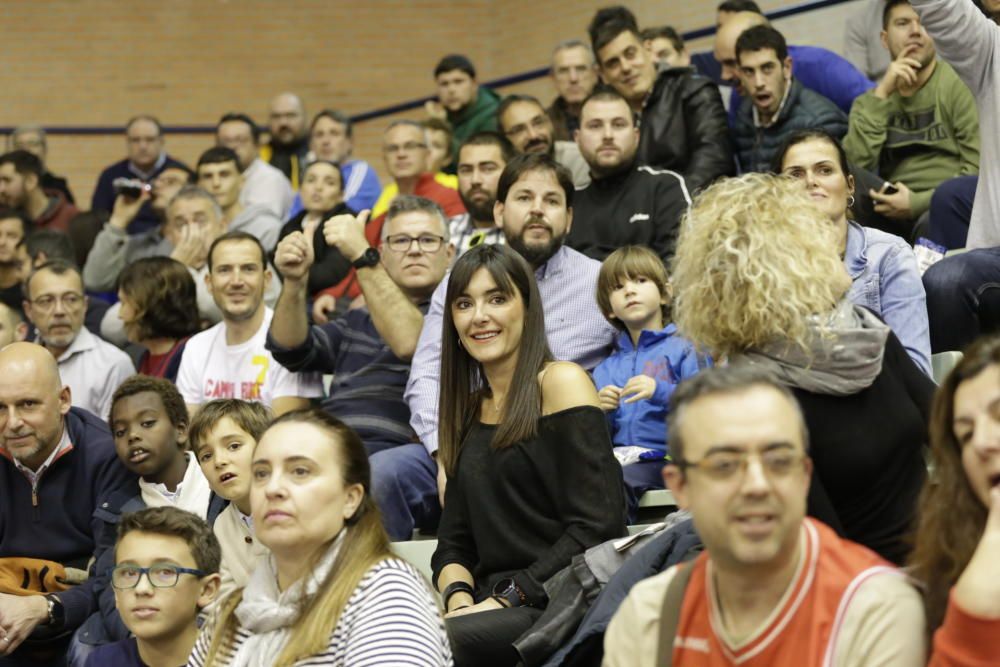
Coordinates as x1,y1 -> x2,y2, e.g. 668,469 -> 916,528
0,0 -> 865,206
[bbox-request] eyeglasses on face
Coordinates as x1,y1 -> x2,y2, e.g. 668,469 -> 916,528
30,293 -> 84,312
383,142 -> 427,155
385,234 -> 446,254
677,448 -> 805,481
108,564 -> 207,590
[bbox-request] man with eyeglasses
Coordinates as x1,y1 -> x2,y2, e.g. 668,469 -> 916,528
603,366 -> 926,667
23,260 -> 134,420
268,195 -> 453,535
497,94 -> 591,188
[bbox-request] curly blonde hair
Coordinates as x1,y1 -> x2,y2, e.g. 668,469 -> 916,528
670,173 -> 851,359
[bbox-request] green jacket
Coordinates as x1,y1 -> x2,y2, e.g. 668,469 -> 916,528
844,59 -> 979,216
447,87 -> 501,157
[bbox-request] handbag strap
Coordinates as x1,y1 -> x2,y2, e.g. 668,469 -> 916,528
656,561 -> 695,667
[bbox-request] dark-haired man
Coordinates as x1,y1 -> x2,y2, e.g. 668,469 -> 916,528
396,153 -> 618,541
196,147 -> 282,251
451,132 -> 512,256
7,125 -> 75,204
91,116 -> 189,234
427,54 -> 501,166
733,25 -> 847,173
641,26 -> 691,68
260,92 -> 310,189
0,209 -> 26,313
0,150 -> 78,232
568,89 -> 690,263
547,40 -> 600,142
589,6 -> 733,193
216,113 -> 293,220
498,94 -> 591,188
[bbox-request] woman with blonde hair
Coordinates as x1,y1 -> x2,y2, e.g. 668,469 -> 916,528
670,173 -> 935,564
188,408 -> 451,666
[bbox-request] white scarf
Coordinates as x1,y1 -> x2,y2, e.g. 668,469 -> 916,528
228,530 -> 346,667
138,454 -> 213,518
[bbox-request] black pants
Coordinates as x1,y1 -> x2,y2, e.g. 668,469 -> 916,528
446,606 -> 544,667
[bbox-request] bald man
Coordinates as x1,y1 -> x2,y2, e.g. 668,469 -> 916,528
713,11 -> 874,120
261,92 -> 310,189
0,343 -> 136,664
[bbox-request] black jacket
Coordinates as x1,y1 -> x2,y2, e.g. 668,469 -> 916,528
567,163 -> 690,265
636,67 -> 734,195
274,202 -> 355,295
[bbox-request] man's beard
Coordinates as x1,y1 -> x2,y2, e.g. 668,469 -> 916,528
459,188 -> 496,223
506,217 -> 565,267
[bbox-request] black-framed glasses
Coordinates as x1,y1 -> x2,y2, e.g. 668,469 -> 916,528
385,234 -> 446,254
677,448 -> 805,481
108,564 -> 207,590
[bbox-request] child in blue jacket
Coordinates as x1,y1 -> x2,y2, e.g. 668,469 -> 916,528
593,246 -> 709,518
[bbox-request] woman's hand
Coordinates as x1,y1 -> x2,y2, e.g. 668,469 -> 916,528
952,487 -> 1000,618
444,596 -> 505,618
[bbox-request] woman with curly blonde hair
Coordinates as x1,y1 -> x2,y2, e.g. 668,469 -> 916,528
671,173 -> 935,564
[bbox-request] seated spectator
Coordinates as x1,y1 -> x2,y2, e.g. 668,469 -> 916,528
589,6 -> 733,193
497,94 -> 591,188
593,246 -> 708,519
7,125 -> 75,204
546,40 -> 598,142
671,174 -> 934,564
189,409 -> 452,666
432,244 -> 625,667
733,25 -> 848,173
274,160 -> 354,298
176,232 -> 322,416
927,174 -> 978,249
844,0 -> 979,234
427,54 -> 500,170
404,153 -> 617,542
0,150 -> 78,233
91,116 -> 189,234
216,112 -> 293,220
0,209 -> 27,313
259,92 -> 310,189
196,146 -> 282,252
774,129 -> 931,375
425,118 -> 455,174
117,257 -> 201,381
0,342 -> 136,664
188,399 -> 272,599
23,261 -> 134,419
0,301 -> 27,348
76,376 -> 214,654
83,507 -> 221,667
714,11 -> 875,120
303,109 -> 382,214
845,0 -> 893,80
268,197 -> 453,467
451,132 -> 512,256
566,89 -> 690,263
641,25 -> 691,68
909,335 -> 1000,665
603,365 -> 927,666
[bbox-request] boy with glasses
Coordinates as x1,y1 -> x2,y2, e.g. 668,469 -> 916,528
83,507 -> 221,667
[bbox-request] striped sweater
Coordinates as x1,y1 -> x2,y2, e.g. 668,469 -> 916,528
188,558 -> 452,666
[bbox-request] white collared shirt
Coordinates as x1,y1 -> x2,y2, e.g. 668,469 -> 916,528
11,426 -> 72,489
54,327 -> 136,420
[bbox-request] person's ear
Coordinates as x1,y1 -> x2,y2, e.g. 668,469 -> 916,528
847,173 -> 856,198
175,421 -> 189,449
662,463 -> 689,509
880,30 -> 889,52
342,483 -> 364,520
196,573 -> 222,610
14,322 -> 27,342
564,206 -> 573,235
782,56 -> 793,81
493,200 -> 505,230
58,385 -> 72,417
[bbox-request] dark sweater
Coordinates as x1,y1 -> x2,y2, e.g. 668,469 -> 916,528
567,162 -> 690,264
431,406 -> 627,606
0,407 -> 138,631
91,156 -> 189,234
797,331 -> 933,565
274,202 -> 354,296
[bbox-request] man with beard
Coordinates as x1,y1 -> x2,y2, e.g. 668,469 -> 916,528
0,150 -> 78,233
176,232 -> 321,417
450,132 -> 513,256
22,261 -> 134,419
0,209 -> 27,313
845,0 -> 980,228
7,125 -> 75,204
498,94 -> 591,188
567,89 -> 690,264
381,153 -> 618,541
260,92 -> 310,189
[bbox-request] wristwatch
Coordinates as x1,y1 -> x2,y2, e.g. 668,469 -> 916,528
43,594 -> 64,627
491,577 -> 527,608
351,247 -> 380,269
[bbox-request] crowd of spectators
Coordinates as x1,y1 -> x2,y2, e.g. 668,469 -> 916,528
0,1 -> 998,666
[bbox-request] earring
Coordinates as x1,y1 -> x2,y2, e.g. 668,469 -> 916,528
847,194 -> 856,209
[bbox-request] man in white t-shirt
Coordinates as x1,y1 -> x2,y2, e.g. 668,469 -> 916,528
176,232 -> 321,416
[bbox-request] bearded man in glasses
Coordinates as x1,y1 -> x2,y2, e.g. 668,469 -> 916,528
603,365 -> 927,667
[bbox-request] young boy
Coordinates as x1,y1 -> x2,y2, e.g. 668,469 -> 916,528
188,399 -> 272,600
593,246 -> 709,518
84,506 -> 221,667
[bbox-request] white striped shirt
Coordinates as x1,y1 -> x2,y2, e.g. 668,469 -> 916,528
187,558 -> 452,666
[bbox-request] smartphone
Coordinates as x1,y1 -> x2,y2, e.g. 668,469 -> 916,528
881,182 -> 899,195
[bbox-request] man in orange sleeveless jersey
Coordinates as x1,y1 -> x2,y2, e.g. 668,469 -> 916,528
603,366 -> 926,666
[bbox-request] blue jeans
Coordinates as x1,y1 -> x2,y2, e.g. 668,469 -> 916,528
929,176 -> 977,250
370,444 -> 441,541
622,460 -> 667,524
922,247 -> 1000,352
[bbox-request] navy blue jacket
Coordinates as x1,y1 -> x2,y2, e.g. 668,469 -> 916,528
90,155 -> 189,234
0,407 -> 138,632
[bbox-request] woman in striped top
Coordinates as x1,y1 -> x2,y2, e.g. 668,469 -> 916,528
188,408 -> 452,666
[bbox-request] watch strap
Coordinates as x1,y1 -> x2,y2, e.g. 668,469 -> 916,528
442,581 -> 475,609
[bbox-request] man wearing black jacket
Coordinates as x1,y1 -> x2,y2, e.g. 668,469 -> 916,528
568,89 -> 691,265
589,6 -> 734,194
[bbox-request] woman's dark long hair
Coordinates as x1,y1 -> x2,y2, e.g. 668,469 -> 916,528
908,336 -> 1000,633
437,244 -> 553,476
